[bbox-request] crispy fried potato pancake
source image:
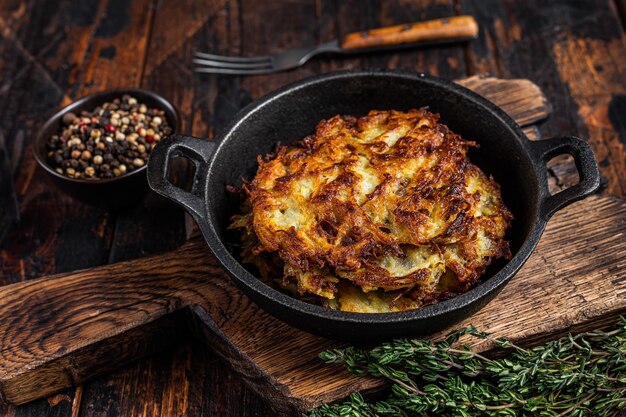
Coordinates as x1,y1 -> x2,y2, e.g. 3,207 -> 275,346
230,108 -> 512,313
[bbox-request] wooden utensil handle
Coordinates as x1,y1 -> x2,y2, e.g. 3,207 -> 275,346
341,16 -> 478,51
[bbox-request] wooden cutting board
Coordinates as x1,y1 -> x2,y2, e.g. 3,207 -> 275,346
1,76 -> 625,415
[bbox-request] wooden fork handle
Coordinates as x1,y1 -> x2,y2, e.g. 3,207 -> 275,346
341,16 -> 478,51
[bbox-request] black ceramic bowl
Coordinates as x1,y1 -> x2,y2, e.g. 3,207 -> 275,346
34,88 -> 180,208
148,70 -> 600,342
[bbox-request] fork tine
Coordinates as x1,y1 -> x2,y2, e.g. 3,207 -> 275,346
194,51 -> 272,63
192,57 -> 273,70
193,66 -> 276,75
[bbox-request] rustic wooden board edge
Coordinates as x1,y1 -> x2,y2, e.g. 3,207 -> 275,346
3,76 -> 612,411
297,303 -> 626,412
0,75 -> 549,404
1,192 -> 625,409
0,309 -> 190,405
188,307 -> 308,416
192,302 -> 384,415
284,195 -> 626,411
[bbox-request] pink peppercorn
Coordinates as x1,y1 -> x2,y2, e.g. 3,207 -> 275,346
104,124 -> 116,133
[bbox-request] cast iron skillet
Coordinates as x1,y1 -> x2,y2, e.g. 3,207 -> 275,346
147,70 -> 600,342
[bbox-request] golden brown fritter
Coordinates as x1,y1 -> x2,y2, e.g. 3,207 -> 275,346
230,108 -> 512,313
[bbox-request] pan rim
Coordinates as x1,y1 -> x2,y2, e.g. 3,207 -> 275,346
202,69 -> 546,325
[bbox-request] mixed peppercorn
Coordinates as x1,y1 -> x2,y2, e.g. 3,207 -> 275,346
46,95 -> 172,180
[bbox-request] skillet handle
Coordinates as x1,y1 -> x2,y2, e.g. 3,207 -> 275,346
529,136 -> 600,220
147,134 -> 216,222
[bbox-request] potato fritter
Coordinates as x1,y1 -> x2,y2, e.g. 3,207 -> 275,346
230,108 -> 512,313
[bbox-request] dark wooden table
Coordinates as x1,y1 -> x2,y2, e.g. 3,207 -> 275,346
1,0 -> 625,415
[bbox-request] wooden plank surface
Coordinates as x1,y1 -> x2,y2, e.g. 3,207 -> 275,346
78,1 -> 265,415
460,0 -> 626,197
1,76 -> 625,415
0,191 -> 624,413
0,0 -> 159,416
75,1 -> 474,416
1,1 -> 625,416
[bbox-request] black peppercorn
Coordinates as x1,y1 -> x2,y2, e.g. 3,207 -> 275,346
62,112 -> 77,125
46,94 -> 171,180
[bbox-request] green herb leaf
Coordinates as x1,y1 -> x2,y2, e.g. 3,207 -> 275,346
307,318 -> 626,417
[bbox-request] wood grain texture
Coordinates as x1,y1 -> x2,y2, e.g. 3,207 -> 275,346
2,77 -> 625,415
0,130 -> 18,243
2,1 -> 626,416
1,194 -> 624,413
456,75 -> 550,127
0,0 -> 159,415
80,1 -> 459,415
217,194 -> 626,413
77,341 -> 269,417
341,15 -> 478,50
460,0 -> 626,197
74,0 -> 268,412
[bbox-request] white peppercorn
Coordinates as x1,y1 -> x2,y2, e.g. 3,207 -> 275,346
46,94 -> 172,180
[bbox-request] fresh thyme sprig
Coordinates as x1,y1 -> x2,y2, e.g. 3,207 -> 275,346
307,318 -> 626,417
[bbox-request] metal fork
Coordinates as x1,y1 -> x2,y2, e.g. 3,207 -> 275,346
194,16 -> 478,75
